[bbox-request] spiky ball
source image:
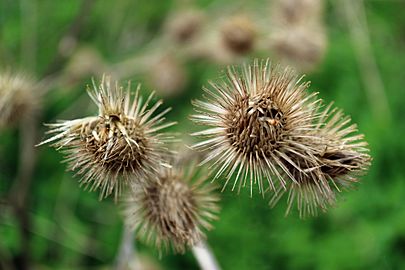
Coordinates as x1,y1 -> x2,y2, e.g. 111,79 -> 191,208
165,9 -> 204,43
269,102 -> 370,217
191,59 -> 321,195
221,15 -> 256,55
123,164 -> 219,254
271,0 -> 324,25
0,72 -> 37,128
270,25 -> 327,72
38,76 -> 175,200
191,59 -> 370,217
146,55 -> 187,97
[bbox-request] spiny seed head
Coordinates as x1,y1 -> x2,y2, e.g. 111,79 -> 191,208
270,103 -> 371,217
191,59 -> 371,216
146,55 -> 187,97
271,0 -> 324,25
64,46 -> 105,82
165,9 -> 204,43
123,162 -> 220,254
221,15 -> 256,55
191,59 -> 322,196
270,24 -> 327,72
0,72 -> 38,128
38,75 -> 175,200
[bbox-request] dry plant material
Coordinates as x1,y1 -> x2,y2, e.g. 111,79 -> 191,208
191,59 -> 370,217
38,76 -> 175,200
270,25 -> 327,72
270,102 -> 370,217
191,59 -> 319,195
146,55 -> 187,97
269,0 -> 327,72
271,0 -> 324,25
123,163 -> 219,254
221,15 -> 256,55
0,72 -> 38,128
64,46 -> 105,82
165,9 -> 205,43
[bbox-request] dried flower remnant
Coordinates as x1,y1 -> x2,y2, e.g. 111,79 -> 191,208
0,72 -> 37,128
64,46 -> 105,82
165,9 -> 205,43
271,0 -> 324,25
270,25 -> 327,72
270,103 -> 371,217
146,55 -> 187,97
38,76 -> 175,200
123,163 -> 219,254
191,59 -> 322,196
221,15 -> 256,55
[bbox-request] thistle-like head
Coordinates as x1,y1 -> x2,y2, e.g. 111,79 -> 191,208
191,59 -> 320,195
191,59 -> 370,217
0,72 -> 38,128
123,160 -> 219,254
270,103 -> 371,217
38,76 -> 176,200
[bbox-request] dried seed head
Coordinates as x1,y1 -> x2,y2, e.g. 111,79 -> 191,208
146,55 -> 187,97
0,72 -> 38,128
270,24 -> 327,72
191,59 -> 370,216
165,9 -> 204,43
270,103 -> 371,217
191,59 -> 322,195
269,155 -> 337,218
221,15 -> 256,55
271,0 -> 324,25
64,46 -> 105,82
38,76 -> 175,200
315,103 -> 371,184
123,162 -> 219,254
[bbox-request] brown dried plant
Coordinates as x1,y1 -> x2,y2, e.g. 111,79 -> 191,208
38,76 -> 175,200
191,59 -> 321,196
269,0 -> 327,72
220,15 -> 256,55
270,24 -> 327,72
164,8 -> 205,44
191,59 -> 370,216
0,72 -> 38,128
269,102 -> 370,217
123,160 -> 220,254
271,0 -> 324,26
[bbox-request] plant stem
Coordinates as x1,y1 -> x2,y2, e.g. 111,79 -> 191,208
339,0 -> 391,125
43,0 -> 94,76
114,225 -> 136,270
192,240 -> 221,270
20,0 -> 37,72
9,113 -> 39,270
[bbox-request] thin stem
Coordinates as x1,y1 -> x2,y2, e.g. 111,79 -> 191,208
43,0 -> 94,76
192,240 -> 221,270
114,225 -> 136,270
20,0 -> 37,72
8,113 -> 39,270
339,0 -> 391,125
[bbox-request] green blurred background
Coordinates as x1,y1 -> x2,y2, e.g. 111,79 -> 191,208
1,0 -> 404,269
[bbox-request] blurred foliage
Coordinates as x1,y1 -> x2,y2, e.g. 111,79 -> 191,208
1,0 -> 405,269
